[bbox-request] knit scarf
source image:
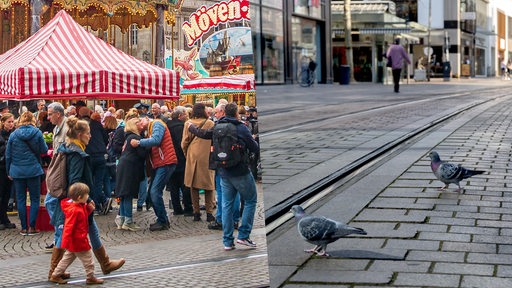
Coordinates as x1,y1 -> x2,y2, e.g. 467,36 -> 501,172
71,139 -> 86,151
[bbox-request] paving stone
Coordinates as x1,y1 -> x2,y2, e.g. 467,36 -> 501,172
449,225 -> 499,236
406,251 -> 465,262
355,209 -> 426,222
304,259 -> 370,271
473,235 -> 512,245
461,275 -> 512,287
290,270 -> 392,284
441,241 -> 496,253
398,223 -> 448,233
418,231 -> 471,242
428,217 -> 475,226
393,272 -> 460,287
433,262 -> 494,276
496,265 -> 512,277
467,253 -> 512,265
455,212 -> 500,221
368,260 -> 430,273
384,239 -> 440,251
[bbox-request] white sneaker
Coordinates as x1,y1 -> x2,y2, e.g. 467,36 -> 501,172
122,222 -> 141,231
236,238 -> 256,248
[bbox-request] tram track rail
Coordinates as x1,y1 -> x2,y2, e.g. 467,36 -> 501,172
264,88 -> 511,235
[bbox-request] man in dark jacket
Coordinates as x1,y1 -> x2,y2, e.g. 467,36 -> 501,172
188,103 -> 259,250
166,107 -> 192,216
79,108 -> 110,214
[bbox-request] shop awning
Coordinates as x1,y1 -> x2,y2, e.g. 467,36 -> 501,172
0,10 -> 180,100
182,74 -> 255,93
359,28 -> 411,34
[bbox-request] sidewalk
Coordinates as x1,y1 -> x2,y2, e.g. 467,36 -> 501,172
0,186 -> 270,287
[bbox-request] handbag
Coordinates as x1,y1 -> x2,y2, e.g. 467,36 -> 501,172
386,57 -> 392,68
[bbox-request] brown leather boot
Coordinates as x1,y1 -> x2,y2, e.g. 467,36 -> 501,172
86,276 -> 104,285
49,274 -> 67,284
48,247 -> 71,280
93,245 -> 125,275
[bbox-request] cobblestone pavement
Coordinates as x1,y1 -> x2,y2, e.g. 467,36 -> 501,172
0,184 -> 269,287
265,89 -> 512,286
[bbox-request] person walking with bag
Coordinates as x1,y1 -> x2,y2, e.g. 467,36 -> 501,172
46,117 -> 124,282
386,38 -> 411,93
5,111 -> 48,235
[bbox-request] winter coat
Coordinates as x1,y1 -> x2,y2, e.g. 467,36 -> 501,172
182,118 -> 215,190
115,132 -> 146,198
140,120 -> 177,169
85,119 -> 108,158
60,198 -> 92,252
52,116 -> 68,152
6,125 -> 48,178
0,129 -> 11,172
57,142 -> 93,189
51,142 -> 93,229
167,118 -> 186,172
216,117 -> 259,178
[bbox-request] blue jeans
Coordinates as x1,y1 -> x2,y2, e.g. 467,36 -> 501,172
119,197 -> 133,218
137,167 -> 148,208
148,164 -> 175,224
215,172 -> 240,223
90,155 -> 107,207
88,215 -> 102,250
14,176 -> 41,230
45,194 -> 63,247
220,173 -> 257,247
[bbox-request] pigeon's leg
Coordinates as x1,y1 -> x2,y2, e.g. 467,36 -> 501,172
315,246 -> 330,257
454,183 -> 462,192
438,183 -> 449,191
304,245 -> 320,254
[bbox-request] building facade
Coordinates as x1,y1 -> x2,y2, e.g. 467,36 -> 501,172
250,0 -> 333,84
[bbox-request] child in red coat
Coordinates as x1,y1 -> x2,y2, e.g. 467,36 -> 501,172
49,182 -> 104,285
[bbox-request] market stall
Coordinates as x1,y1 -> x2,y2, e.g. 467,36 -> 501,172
0,10 -> 180,230
181,74 -> 255,107
0,10 -> 180,101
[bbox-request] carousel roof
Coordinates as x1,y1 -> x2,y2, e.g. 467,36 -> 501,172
0,10 -> 180,100
182,74 -> 255,93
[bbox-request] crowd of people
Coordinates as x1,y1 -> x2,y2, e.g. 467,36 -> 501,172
0,98 -> 260,283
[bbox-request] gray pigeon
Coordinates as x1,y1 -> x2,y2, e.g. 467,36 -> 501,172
290,205 -> 367,257
428,151 -> 485,191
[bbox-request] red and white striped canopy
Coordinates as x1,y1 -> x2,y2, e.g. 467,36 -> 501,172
0,10 -> 179,100
182,74 -> 255,91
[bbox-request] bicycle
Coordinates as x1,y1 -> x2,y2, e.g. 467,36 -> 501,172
299,68 -> 316,87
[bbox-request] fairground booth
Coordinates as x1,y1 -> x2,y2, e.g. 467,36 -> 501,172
0,10 -> 180,230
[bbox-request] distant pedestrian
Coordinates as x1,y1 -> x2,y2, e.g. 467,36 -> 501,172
386,38 -> 411,93
49,183 -> 104,285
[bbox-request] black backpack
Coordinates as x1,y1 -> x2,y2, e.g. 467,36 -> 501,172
212,122 -> 244,168
105,131 -> 117,177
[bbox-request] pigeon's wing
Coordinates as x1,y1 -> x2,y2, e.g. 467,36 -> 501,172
333,222 -> 366,238
298,216 -> 337,242
437,161 -> 461,183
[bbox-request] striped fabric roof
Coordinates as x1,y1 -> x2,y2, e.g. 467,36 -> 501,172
182,74 -> 255,92
0,10 -> 179,100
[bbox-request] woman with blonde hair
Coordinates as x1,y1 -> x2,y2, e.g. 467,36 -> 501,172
46,116 -> 125,281
0,113 -> 16,229
5,111 -> 48,235
182,103 -> 216,222
114,117 -> 147,230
